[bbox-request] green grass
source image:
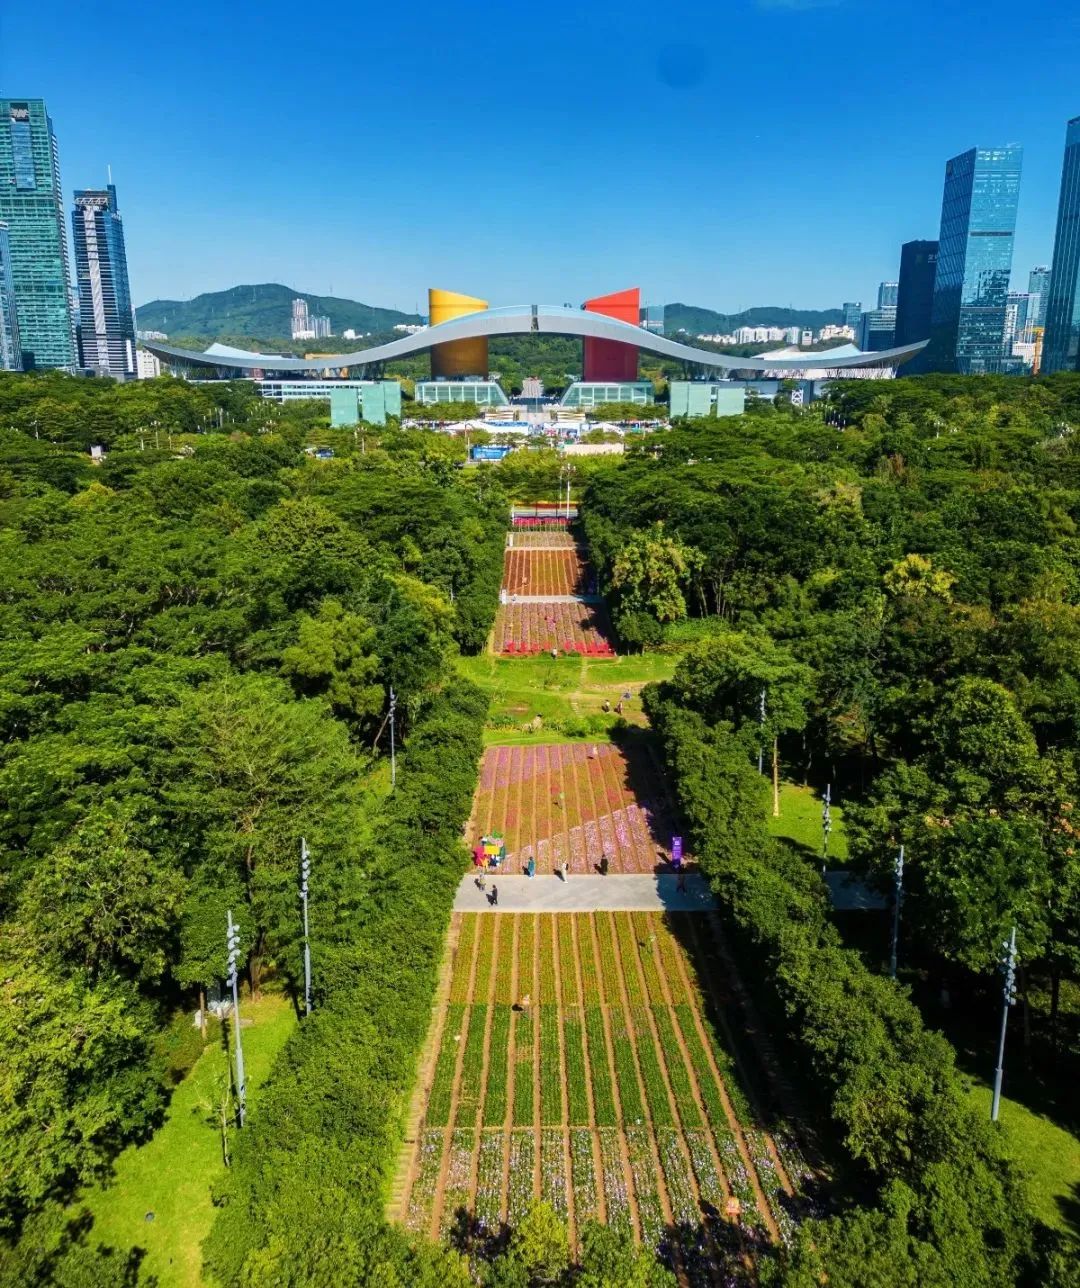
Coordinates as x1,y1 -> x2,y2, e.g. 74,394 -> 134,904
966,1084 -> 1080,1236
456,652 -> 677,743
83,994 -> 297,1288
765,780 -> 848,861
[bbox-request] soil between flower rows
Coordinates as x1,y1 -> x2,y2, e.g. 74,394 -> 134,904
502,548 -> 592,598
398,911 -> 819,1279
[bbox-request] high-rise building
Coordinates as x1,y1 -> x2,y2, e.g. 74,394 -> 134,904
312,314 -> 332,338
877,281 -> 899,309
0,98 -> 76,369
71,185 -> 136,378
1027,265 -> 1051,331
1043,116 -> 1080,375
858,307 -> 896,352
1005,292 -> 1031,354
894,240 -> 938,347
291,297 -> 315,340
0,222 -> 22,370
842,301 -> 862,331
921,145 -> 1023,374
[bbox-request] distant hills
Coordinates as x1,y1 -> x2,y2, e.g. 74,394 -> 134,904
135,284 -> 844,343
135,284 -> 422,340
662,303 -> 844,336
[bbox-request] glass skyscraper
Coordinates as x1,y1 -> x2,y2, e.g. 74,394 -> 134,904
0,99 -> 75,369
1043,117 -> 1080,375
877,281 -> 899,309
1027,265 -> 1051,331
894,240 -> 938,347
922,145 -> 1023,374
0,222 -> 22,370
72,185 -> 136,378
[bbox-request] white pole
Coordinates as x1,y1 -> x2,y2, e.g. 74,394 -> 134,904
300,839 -> 311,1015
225,910 -> 247,1126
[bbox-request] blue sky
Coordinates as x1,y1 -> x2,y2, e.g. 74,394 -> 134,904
3,0 -> 1079,314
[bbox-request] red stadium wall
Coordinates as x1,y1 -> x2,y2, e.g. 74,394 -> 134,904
582,287 -> 640,382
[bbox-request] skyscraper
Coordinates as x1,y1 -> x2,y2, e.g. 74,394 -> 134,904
71,185 -> 136,378
922,145 -> 1023,374
1043,116 -> 1080,375
1027,265 -> 1051,331
291,297 -> 315,340
0,99 -> 76,369
858,306 -> 896,351
894,240 -> 938,347
877,281 -> 899,309
842,301 -> 862,331
0,222 -> 22,371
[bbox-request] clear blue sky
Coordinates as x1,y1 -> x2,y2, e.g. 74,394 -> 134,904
3,0 -> 1079,314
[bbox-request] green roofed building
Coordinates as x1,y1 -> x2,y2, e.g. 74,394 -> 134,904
669,382 -> 747,418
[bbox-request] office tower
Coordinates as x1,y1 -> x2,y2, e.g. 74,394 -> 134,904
0,222 -> 22,370
877,281 -> 899,309
921,145 -> 1023,374
1027,265 -> 1051,330
842,301 -> 862,331
71,185 -> 136,378
1005,292 -> 1030,347
1043,116 -> 1080,375
312,314 -> 332,338
894,240 -> 938,347
0,99 -> 76,369
858,306 -> 896,352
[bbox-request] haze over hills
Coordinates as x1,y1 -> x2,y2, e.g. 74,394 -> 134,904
135,284 -> 845,343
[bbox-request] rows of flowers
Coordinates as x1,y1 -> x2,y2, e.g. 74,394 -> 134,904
562,1008 -> 591,1126
577,920 -> 602,1003
570,1129 -> 600,1225
540,1129 -> 570,1221
656,1127 -> 700,1232
714,1127 -> 765,1231
583,1006 -> 617,1127
507,1131 -> 536,1226
655,917 -> 693,1004
630,1005 -> 675,1129
631,913 -> 666,997
506,531 -> 577,548
482,1006 -> 511,1127
744,1126 -> 798,1246
473,1130 -> 505,1237
426,1001 -> 467,1128
455,1001 -> 489,1127
538,916 -> 558,1004
403,1128 -> 444,1235
449,918 -> 478,1003
652,1004 -> 704,1130
503,547 -> 587,597
439,1128 -> 476,1237
558,917 -> 579,1006
597,1128 -> 633,1239
684,1128 -> 728,1217
539,1006 -> 563,1126
494,600 -> 613,653
625,1126 -> 666,1250
512,1006 -> 534,1126
608,1005 -> 645,1124
613,914 -> 646,1006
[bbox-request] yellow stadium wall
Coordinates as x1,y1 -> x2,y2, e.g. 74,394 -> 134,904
429,288 -> 489,378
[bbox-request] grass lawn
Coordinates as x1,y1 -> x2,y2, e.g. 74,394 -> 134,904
766,781 -> 848,861
83,993 -> 297,1288
457,652 -> 677,743
966,1083 -> 1080,1237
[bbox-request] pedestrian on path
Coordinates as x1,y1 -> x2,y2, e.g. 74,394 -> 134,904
490,884 -> 498,907
677,869 -> 687,894
527,857 -> 536,879
561,860 -> 568,882
600,854 -> 610,876
477,870 -> 486,894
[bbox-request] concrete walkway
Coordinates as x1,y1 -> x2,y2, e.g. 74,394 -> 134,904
454,872 -> 716,913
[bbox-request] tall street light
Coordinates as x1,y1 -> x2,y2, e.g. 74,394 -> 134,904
991,926 -> 1018,1123
889,845 -> 904,979
225,910 -> 247,1127
757,688 -> 766,776
389,686 -> 397,789
300,838 -> 312,1017
821,783 -> 832,871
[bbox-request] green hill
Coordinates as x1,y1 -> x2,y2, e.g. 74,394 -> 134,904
134,284 -> 422,341
662,302 -> 844,336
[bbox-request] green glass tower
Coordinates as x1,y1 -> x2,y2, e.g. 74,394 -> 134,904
1043,116 -> 1080,375
0,98 -> 76,369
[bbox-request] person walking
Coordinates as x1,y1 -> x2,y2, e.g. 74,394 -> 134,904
600,854 -> 610,877
527,857 -> 536,879
490,883 -> 498,907
478,870 -> 486,895
561,860 -> 568,882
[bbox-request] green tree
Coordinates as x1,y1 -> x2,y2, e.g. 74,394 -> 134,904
280,598 -> 384,737
610,522 -> 703,623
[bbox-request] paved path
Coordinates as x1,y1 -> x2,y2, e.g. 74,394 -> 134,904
454,872 -> 716,913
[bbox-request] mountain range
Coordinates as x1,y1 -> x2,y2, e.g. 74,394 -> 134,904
135,284 -> 844,342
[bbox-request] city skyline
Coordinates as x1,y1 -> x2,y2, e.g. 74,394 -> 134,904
2,0 -> 1079,313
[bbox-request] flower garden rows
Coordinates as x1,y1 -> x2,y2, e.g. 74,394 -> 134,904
493,600 -> 613,654
502,548 -> 592,598
506,531 -> 578,549
400,911 -> 817,1280
471,742 -> 681,874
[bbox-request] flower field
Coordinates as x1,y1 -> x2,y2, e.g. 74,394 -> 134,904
493,600 -> 613,654
397,911 -> 819,1278
471,742 -> 680,873
506,531 -> 578,549
502,548 -> 592,597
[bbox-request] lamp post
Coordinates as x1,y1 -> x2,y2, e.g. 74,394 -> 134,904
889,845 -> 904,979
389,686 -> 397,790
821,783 -> 832,869
225,910 -> 247,1127
757,687 -> 766,776
300,839 -> 312,1016
991,926 -> 1018,1123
